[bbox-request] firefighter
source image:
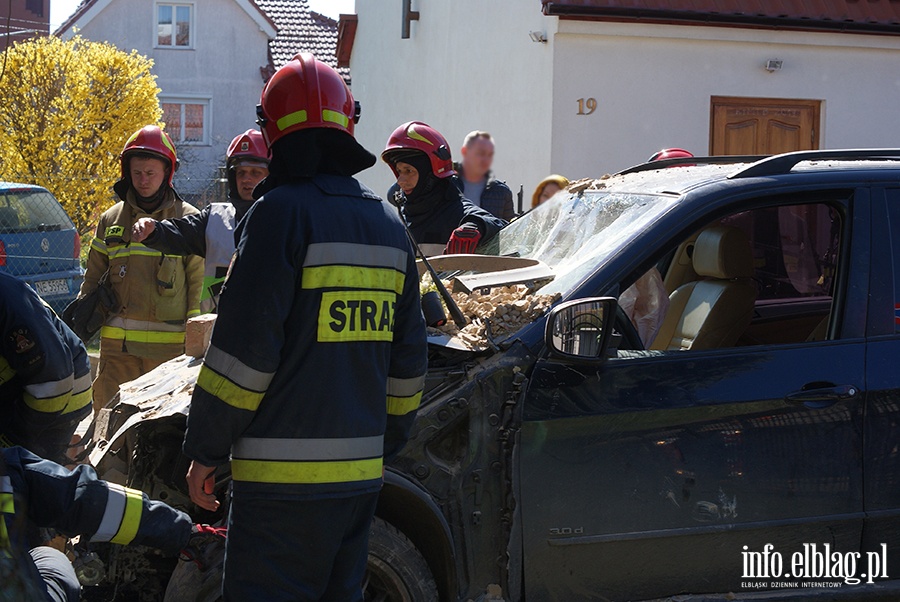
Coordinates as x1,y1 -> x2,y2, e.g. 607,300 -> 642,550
0,273 -> 92,465
131,129 -> 270,312
1,445 -> 220,602
382,121 -> 507,256
182,53 -> 428,600
79,126 -> 204,413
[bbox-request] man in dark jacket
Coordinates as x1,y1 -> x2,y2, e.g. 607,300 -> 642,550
132,129 -> 270,313
182,54 -> 428,601
383,121 -> 506,257
454,130 -> 515,221
0,272 -> 92,465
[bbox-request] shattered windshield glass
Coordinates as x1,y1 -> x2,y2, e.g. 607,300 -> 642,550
479,189 -> 674,295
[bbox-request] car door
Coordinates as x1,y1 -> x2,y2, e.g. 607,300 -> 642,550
861,186 -> 900,579
519,191 -> 870,600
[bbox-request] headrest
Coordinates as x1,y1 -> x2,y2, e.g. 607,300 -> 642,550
692,226 -> 753,279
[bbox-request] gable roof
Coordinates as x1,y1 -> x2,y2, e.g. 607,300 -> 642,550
55,0 -> 277,38
254,0 -> 349,83
541,1 -> 900,35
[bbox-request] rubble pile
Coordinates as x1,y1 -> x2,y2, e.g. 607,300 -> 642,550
429,283 -> 560,349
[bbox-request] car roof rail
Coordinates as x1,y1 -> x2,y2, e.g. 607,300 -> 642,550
730,148 -> 900,179
616,155 -> 766,175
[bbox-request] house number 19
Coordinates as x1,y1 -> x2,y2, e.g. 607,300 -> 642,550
576,98 -> 597,115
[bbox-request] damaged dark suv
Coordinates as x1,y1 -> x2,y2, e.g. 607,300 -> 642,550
89,150 -> 900,601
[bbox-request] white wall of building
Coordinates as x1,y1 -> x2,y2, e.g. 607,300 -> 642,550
351,0 -> 556,205
61,0 -> 272,197
552,20 -> 900,178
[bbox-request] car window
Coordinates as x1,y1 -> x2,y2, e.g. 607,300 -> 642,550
0,189 -> 72,232
614,198 -> 845,353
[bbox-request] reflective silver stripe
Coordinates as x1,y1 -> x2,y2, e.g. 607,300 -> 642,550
304,242 -> 407,271
73,373 -> 92,395
91,482 -> 126,542
387,375 -> 425,397
106,317 -> 186,332
232,435 -> 384,461
203,345 -> 275,392
0,476 -> 11,494
24,375 -> 74,400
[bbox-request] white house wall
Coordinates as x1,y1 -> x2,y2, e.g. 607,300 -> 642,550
61,0 -> 271,197
553,20 -> 900,178
352,1 -> 556,204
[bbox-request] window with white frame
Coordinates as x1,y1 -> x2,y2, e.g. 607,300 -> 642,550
157,3 -> 192,48
161,98 -> 209,144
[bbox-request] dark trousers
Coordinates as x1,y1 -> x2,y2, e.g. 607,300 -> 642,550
223,492 -> 379,601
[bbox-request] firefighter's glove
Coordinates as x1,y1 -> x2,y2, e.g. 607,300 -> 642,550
445,225 -> 482,254
179,524 -> 227,571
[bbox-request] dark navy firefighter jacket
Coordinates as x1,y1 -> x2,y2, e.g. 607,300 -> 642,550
183,174 -> 428,499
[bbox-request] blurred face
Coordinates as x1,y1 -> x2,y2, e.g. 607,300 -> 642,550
395,162 -> 419,195
234,165 -> 269,201
538,182 -> 561,205
129,156 -> 168,198
461,137 -> 494,180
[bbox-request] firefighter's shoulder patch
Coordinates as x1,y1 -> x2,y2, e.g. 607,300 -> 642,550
8,327 -> 35,354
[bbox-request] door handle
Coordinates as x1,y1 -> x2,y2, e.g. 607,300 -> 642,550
785,384 -> 859,409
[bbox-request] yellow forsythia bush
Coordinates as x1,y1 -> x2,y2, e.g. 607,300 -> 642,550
0,35 -> 162,236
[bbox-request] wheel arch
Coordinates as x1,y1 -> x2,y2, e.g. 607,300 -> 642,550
378,470 -> 457,601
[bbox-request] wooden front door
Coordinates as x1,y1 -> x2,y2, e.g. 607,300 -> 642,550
710,96 -> 820,156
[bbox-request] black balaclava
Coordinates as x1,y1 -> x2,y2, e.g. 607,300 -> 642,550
254,128 -> 376,198
391,151 -> 455,221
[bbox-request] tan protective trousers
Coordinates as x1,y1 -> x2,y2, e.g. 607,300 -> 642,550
92,347 -> 170,413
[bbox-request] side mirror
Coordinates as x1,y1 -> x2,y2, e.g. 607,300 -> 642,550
545,297 -> 616,360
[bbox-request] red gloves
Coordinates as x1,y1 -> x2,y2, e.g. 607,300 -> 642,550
445,225 -> 482,254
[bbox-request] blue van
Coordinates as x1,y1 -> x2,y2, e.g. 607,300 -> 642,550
0,182 -> 84,315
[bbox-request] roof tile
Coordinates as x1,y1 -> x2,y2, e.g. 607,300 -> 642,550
541,0 -> 900,34
255,0 -> 349,83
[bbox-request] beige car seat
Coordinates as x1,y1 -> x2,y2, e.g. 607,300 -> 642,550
651,226 -> 757,351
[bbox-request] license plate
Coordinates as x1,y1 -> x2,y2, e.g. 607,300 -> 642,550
35,278 -> 69,296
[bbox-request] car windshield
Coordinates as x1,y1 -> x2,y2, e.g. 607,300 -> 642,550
479,189 -> 674,295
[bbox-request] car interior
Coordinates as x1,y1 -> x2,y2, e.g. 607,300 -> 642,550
617,199 -> 842,353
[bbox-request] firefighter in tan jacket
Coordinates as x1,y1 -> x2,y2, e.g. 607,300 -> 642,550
80,126 -> 203,412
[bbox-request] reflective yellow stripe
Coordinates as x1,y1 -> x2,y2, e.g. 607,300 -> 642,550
387,391 -> 422,416
23,391 -> 71,414
196,365 -> 265,411
109,487 -> 143,545
277,109 -> 308,131
322,109 -> 349,128
302,265 -> 405,295
0,359 -> 15,385
187,308 -> 200,318
100,326 -> 186,345
0,491 -> 12,557
231,457 -> 382,484
64,386 -> 92,414
91,238 -> 108,255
